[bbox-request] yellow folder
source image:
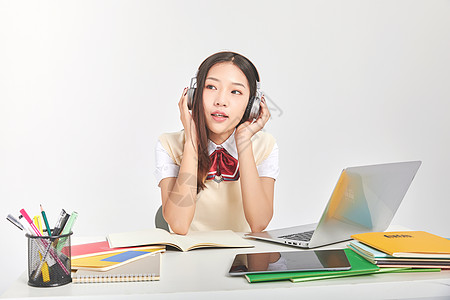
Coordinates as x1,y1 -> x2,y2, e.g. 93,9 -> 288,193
351,231 -> 450,258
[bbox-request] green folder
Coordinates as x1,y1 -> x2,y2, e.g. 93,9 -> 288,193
245,249 -> 380,283
290,266 -> 441,283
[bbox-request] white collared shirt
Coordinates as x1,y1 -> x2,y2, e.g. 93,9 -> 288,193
154,131 -> 279,185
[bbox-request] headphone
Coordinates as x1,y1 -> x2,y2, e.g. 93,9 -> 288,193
186,73 -> 262,122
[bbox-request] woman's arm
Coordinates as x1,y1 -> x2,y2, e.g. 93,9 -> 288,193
238,144 -> 275,232
236,98 -> 274,232
159,142 -> 197,235
159,88 -> 198,235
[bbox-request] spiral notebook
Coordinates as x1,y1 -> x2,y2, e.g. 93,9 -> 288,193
72,252 -> 161,283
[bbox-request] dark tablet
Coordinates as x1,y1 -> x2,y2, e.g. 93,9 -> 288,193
229,249 -> 350,276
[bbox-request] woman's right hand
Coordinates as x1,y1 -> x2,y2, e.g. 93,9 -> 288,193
178,87 -> 197,143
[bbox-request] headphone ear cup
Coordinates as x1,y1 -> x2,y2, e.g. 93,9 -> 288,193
241,97 -> 255,123
240,95 -> 261,125
248,95 -> 261,120
187,87 -> 195,110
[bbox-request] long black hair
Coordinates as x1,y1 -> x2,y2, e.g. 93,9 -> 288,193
190,51 -> 260,191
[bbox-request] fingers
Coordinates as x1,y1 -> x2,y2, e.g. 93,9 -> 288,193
178,87 -> 189,109
235,96 -> 272,143
256,96 -> 271,125
178,87 -> 197,139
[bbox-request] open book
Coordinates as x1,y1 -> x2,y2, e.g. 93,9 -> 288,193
107,228 -> 254,252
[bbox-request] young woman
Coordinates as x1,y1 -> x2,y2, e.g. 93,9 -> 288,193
155,51 -> 279,234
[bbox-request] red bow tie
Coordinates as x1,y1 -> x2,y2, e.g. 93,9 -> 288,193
206,148 -> 240,183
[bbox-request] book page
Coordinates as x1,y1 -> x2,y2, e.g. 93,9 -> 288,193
108,228 -> 179,249
172,230 -> 253,251
107,229 -> 254,251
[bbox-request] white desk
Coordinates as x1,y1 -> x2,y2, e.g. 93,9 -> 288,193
2,233 -> 450,300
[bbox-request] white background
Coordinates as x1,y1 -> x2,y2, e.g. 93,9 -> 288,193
1,0 -> 449,295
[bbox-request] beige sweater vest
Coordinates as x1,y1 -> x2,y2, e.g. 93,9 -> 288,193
159,130 -> 276,232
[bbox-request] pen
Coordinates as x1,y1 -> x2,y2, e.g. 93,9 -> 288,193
20,209 -> 69,276
52,209 -> 69,236
6,214 -> 24,231
40,205 -> 52,236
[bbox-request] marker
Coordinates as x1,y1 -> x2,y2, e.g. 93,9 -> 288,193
56,211 -> 78,251
60,211 -> 78,236
40,205 -> 52,236
19,209 -> 41,236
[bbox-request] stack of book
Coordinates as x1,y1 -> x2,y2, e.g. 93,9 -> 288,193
349,231 -> 450,270
244,231 -> 450,284
70,240 -> 165,283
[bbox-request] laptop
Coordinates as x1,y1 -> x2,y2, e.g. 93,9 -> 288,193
245,161 -> 422,248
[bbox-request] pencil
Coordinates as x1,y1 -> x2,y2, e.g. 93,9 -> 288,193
40,204 -> 52,236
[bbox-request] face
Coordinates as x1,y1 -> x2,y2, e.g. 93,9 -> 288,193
202,62 -> 251,144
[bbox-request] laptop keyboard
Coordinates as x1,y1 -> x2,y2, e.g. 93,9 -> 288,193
278,230 -> 314,241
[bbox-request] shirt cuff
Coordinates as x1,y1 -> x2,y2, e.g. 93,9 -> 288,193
154,140 -> 180,186
256,143 -> 280,180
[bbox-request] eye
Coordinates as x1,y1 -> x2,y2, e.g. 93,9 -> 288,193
205,85 -> 217,90
231,90 -> 243,95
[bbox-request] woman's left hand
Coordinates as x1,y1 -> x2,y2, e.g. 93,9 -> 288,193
235,95 -> 271,150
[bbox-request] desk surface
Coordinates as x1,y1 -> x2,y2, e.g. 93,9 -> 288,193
2,232 -> 450,300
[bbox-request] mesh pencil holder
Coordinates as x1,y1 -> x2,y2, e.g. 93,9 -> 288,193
26,231 -> 72,287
